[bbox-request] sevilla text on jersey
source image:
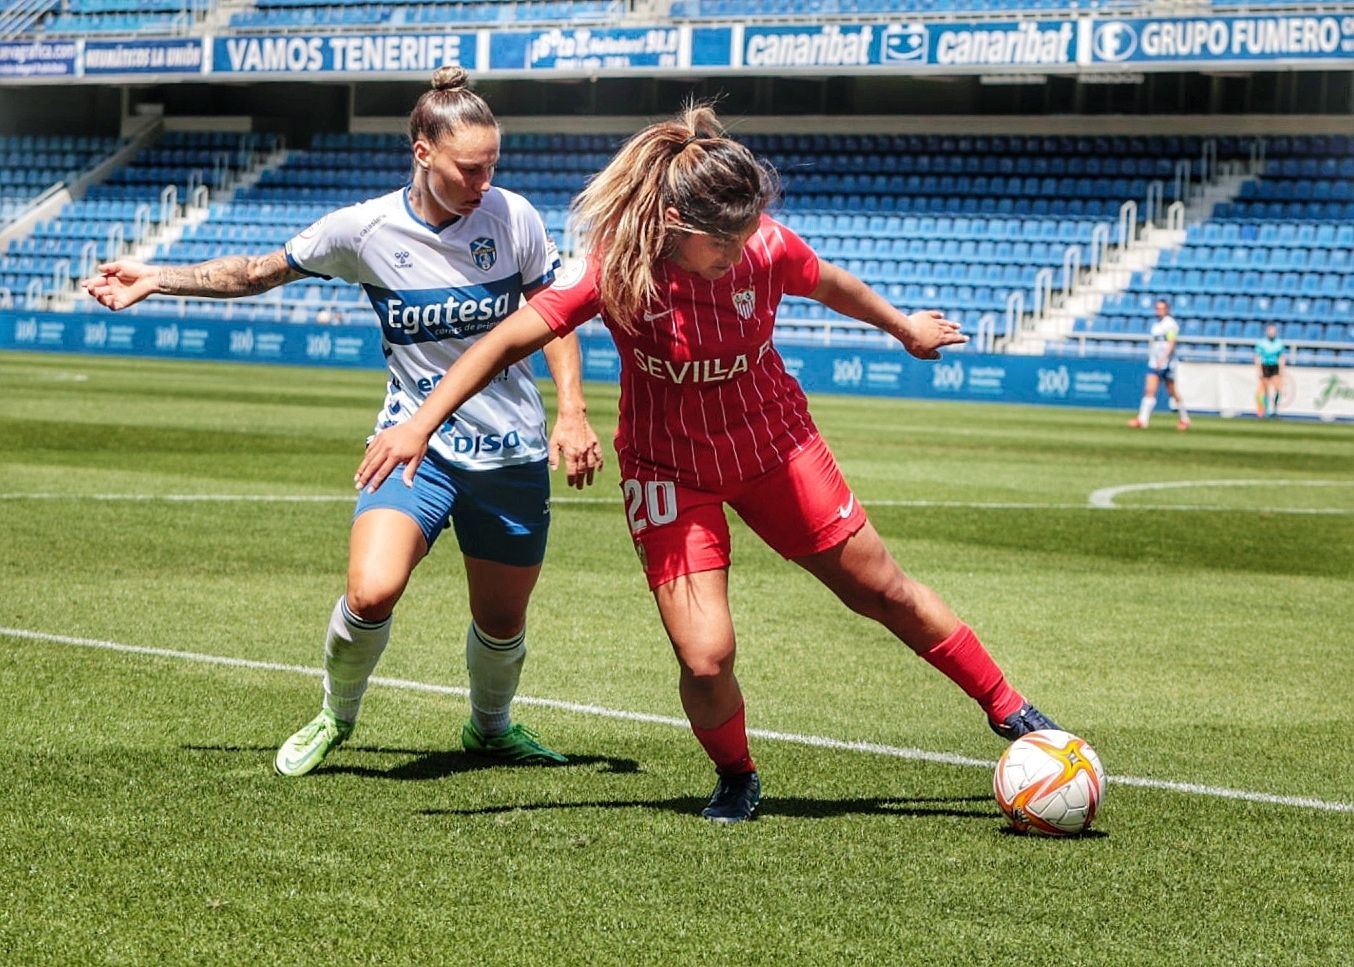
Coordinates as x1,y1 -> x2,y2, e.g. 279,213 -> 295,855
632,339 -> 774,385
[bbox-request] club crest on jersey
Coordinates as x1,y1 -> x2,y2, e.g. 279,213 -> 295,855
732,287 -> 756,320
470,237 -> 497,272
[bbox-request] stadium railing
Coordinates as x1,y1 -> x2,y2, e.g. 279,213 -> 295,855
1050,134 -> 1354,366
5,127 -> 1350,365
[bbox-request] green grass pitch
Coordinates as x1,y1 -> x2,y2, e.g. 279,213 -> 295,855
2,350 -> 1352,965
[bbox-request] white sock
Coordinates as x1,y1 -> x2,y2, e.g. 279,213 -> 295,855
322,596 -> 391,724
466,622 -> 525,737
1175,400 -> 1189,421
1137,396 -> 1156,425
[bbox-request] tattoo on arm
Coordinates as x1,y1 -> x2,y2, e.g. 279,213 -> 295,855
157,249 -> 302,299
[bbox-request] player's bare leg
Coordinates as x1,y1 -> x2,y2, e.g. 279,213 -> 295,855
795,520 -> 1057,739
1165,377 -> 1190,430
653,569 -> 760,822
346,508 -> 427,620
795,520 -> 956,650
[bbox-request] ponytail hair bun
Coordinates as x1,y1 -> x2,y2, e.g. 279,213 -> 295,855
431,66 -> 470,93
409,67 -> 496,145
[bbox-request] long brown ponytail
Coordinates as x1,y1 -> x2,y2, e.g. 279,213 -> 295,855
570,102 -> 779,332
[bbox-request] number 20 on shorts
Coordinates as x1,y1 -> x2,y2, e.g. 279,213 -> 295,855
623,479 -> 677,533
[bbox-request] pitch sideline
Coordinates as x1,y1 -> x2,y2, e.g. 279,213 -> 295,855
2,489 -> 1353,515
2,624 -> 1350,815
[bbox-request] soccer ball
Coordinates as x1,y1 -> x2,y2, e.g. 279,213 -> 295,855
994,729 -> 1105,836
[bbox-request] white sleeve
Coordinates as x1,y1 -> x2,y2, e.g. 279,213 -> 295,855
284,205 -> 365,283
513,199 -> 561,292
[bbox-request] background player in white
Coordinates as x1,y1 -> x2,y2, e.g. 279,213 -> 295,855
1129,298 -> 1191,430
82,68 -> 603,775
352,104 -> 1062,824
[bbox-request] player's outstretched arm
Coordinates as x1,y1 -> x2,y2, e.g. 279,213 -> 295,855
355,304 -> 559,493
808,260 -> 967,360
82,249 -> 303,311
541,332 -> 604,490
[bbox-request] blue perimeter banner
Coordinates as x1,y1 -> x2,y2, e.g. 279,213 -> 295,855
84,39 -> 204,75
211,32 -> 476,74
0,40 -> 77,78
1088,15 -> 1354,65
735,21 -> 1078,71
1,311 -> 1145,410
1,310 -> 385,368
1,19 -> 1350,81
489,27 -> 682,71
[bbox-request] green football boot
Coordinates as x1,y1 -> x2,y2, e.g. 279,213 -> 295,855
274,708 -> 353,777
461,720 -> 567,764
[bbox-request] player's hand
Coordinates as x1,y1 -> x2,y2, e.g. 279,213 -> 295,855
548,409 -> 604,490
898,309 -> 967,360
81,260 -> 159,312
354,421 -> 433,493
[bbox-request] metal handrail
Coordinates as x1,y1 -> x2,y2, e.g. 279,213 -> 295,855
1089,223 -> 1111,274
1166,200 -> 1185,233
1144,180 -> 1163,228
105,221 -> 125,260
1173,159 -> 1191,204
1005,290 -> 1024,342
976,312 -> 995,353
1116,200 -> 1138,253
159,184 -> 178,226
1061,243 -> 1081,298
80,239 -> 99,281
1033,266 -> 1054,319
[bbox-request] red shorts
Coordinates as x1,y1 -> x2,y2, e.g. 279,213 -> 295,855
620,434 -> 868,590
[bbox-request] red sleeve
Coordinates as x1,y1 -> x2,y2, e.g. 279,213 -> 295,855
772,218 -> 821,297
528,255 -> 602,337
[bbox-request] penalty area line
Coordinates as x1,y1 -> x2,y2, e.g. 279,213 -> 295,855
3,625 -> 1351,815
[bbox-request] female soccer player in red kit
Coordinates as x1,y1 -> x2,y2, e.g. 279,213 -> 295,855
356,103 -> 1061,823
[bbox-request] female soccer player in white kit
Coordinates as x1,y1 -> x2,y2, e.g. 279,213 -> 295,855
83,68 -> 603,775
1128,298 -> 1190,430
353,103 -> 1061,823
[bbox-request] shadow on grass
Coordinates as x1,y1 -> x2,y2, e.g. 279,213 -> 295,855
996,825 -> 1109,841
183,745 -> 641,779
420,793 -> 993,821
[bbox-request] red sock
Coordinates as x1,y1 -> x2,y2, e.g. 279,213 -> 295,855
919,623 -> 1024,724
691,703 -> 756,776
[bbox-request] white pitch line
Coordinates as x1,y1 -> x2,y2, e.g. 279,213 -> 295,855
2,625 -> 1350,814
1088,478 -> 1354,510
1,492 -> 1351,515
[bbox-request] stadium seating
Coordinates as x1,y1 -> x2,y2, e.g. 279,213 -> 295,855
226,0 -> 615,30
0,135 -> 125,223
0,132 -> 275,307
98,130 -> 1227,337
3,127 -> 1349,365
1058,135 -> 1354,366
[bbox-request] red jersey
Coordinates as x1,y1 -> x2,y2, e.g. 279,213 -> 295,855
530,216 -> 823,490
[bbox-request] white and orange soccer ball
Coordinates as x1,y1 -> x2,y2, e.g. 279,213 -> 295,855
994,729 -> 1105,836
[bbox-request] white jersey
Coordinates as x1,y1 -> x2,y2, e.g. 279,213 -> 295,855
285,186 -> 559,469
1148,314 -> 1179,369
